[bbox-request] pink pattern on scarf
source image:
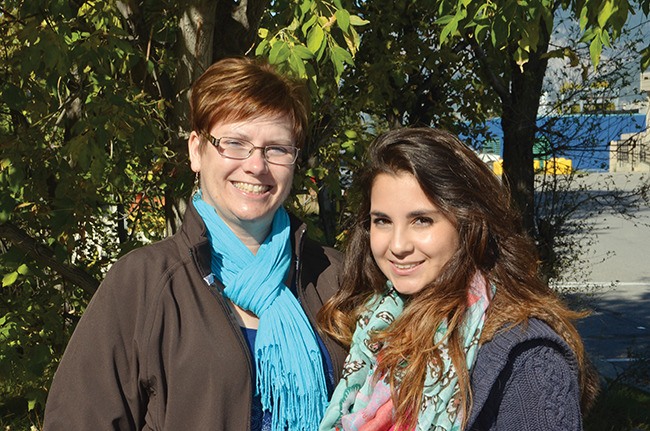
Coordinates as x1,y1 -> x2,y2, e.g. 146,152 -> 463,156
337,274 -> 492,431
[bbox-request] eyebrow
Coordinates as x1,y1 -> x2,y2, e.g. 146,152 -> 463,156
369,209 -> 440,218
223,134 -> 294,145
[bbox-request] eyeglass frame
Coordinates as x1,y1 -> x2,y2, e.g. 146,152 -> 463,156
202,133 -> 300,166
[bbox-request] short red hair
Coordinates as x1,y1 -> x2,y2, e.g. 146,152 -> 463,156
189,57 -> 310,148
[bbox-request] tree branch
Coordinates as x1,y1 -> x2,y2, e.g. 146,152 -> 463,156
213,0 -> 269,59
0,222 -> 99,295
0,7 -> 27,25
466,36 -> 511,105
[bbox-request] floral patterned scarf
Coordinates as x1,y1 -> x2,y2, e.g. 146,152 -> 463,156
320,274 -> 492,431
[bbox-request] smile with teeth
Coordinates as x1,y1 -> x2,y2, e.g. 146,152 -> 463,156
392,262 -> 421,270
232,181 -> 271,194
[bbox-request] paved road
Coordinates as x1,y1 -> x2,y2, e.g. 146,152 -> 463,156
560,172 -> 650,389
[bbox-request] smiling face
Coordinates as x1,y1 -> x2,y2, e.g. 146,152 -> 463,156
369,172 -> 460,295
188,115 -> 296,241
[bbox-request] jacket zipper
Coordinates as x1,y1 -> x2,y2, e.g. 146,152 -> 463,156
189,248 -> 254,431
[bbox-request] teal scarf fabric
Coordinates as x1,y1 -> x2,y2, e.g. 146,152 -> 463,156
193,192 -> 327,431
320,274 -> 492,431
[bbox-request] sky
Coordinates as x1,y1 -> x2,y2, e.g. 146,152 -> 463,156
541,6 -> 650,115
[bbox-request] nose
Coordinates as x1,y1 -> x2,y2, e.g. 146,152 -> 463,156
242,147 -> 269,174
389,225 -> 414,258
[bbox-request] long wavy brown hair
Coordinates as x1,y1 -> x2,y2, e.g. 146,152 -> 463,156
318,127 -> 599,430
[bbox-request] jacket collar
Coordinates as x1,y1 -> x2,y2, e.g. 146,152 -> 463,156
181,198 -> 308,283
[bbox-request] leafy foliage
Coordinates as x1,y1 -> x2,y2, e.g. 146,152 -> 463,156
584,380 -> 650,430
0,0 -> 179,417
256,0 -> 367,84
436,0 -> 650,70
340,0 -> 499,132
254,0 -> 370,245
430,0 -> 650,238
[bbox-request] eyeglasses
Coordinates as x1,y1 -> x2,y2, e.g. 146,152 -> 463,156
205,135 -> 300,165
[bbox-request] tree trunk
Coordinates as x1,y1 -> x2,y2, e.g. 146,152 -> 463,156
174,0 -> 219,128
213,0 -> 269,59
501,77 -> 539,234
501,35 -> 551,236
164,0 -> 219,235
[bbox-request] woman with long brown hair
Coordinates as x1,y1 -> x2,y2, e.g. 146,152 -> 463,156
319,127 -> 598,430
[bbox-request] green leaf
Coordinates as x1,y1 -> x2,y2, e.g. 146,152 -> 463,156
288,52 -> 307,78
579,6 -> 589,31
349,15 -> 369,26
17,264 -> 29,275
287,17 -> 301,32
589,31 -> 603,67
439,16 -> 459,43
435,15 -> 455,26
335,9 -> 351,33
2,271 -> 18,287
293,45 -> 314,60
475,23 -> 488,41
579,27 -> 596,43
641,45 -> 650,71
307,25 -> 325,54
343,27 -> 360,56
299,0 -> 312,16
600,28 -> 611,47
269,40 -> 290,64
330,45 -> 353,80
256,38 -> 269,56
301,14 -> 318,36
597,0 -> 615,28
333,45 -> 354,65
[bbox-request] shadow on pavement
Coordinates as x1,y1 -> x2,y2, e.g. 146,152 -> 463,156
568,288 -> 650,392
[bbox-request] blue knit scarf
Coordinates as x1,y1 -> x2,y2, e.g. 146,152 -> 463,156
193,192 -> 328,431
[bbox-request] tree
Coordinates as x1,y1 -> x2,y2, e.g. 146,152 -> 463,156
324,0 -> 649,288
333,0 -> 648,242
435,0 -> 650,233
304,0 -> 505,246
532,18 -> 650,284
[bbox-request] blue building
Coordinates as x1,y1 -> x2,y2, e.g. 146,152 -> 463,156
476,113 -> 647,172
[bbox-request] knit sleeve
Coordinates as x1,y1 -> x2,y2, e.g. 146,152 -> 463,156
481,340 -> 583,431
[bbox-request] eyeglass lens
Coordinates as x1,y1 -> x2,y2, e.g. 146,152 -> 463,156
216,138 -> 298,164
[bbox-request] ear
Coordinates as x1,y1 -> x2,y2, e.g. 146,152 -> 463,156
188,131 -> 203,173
